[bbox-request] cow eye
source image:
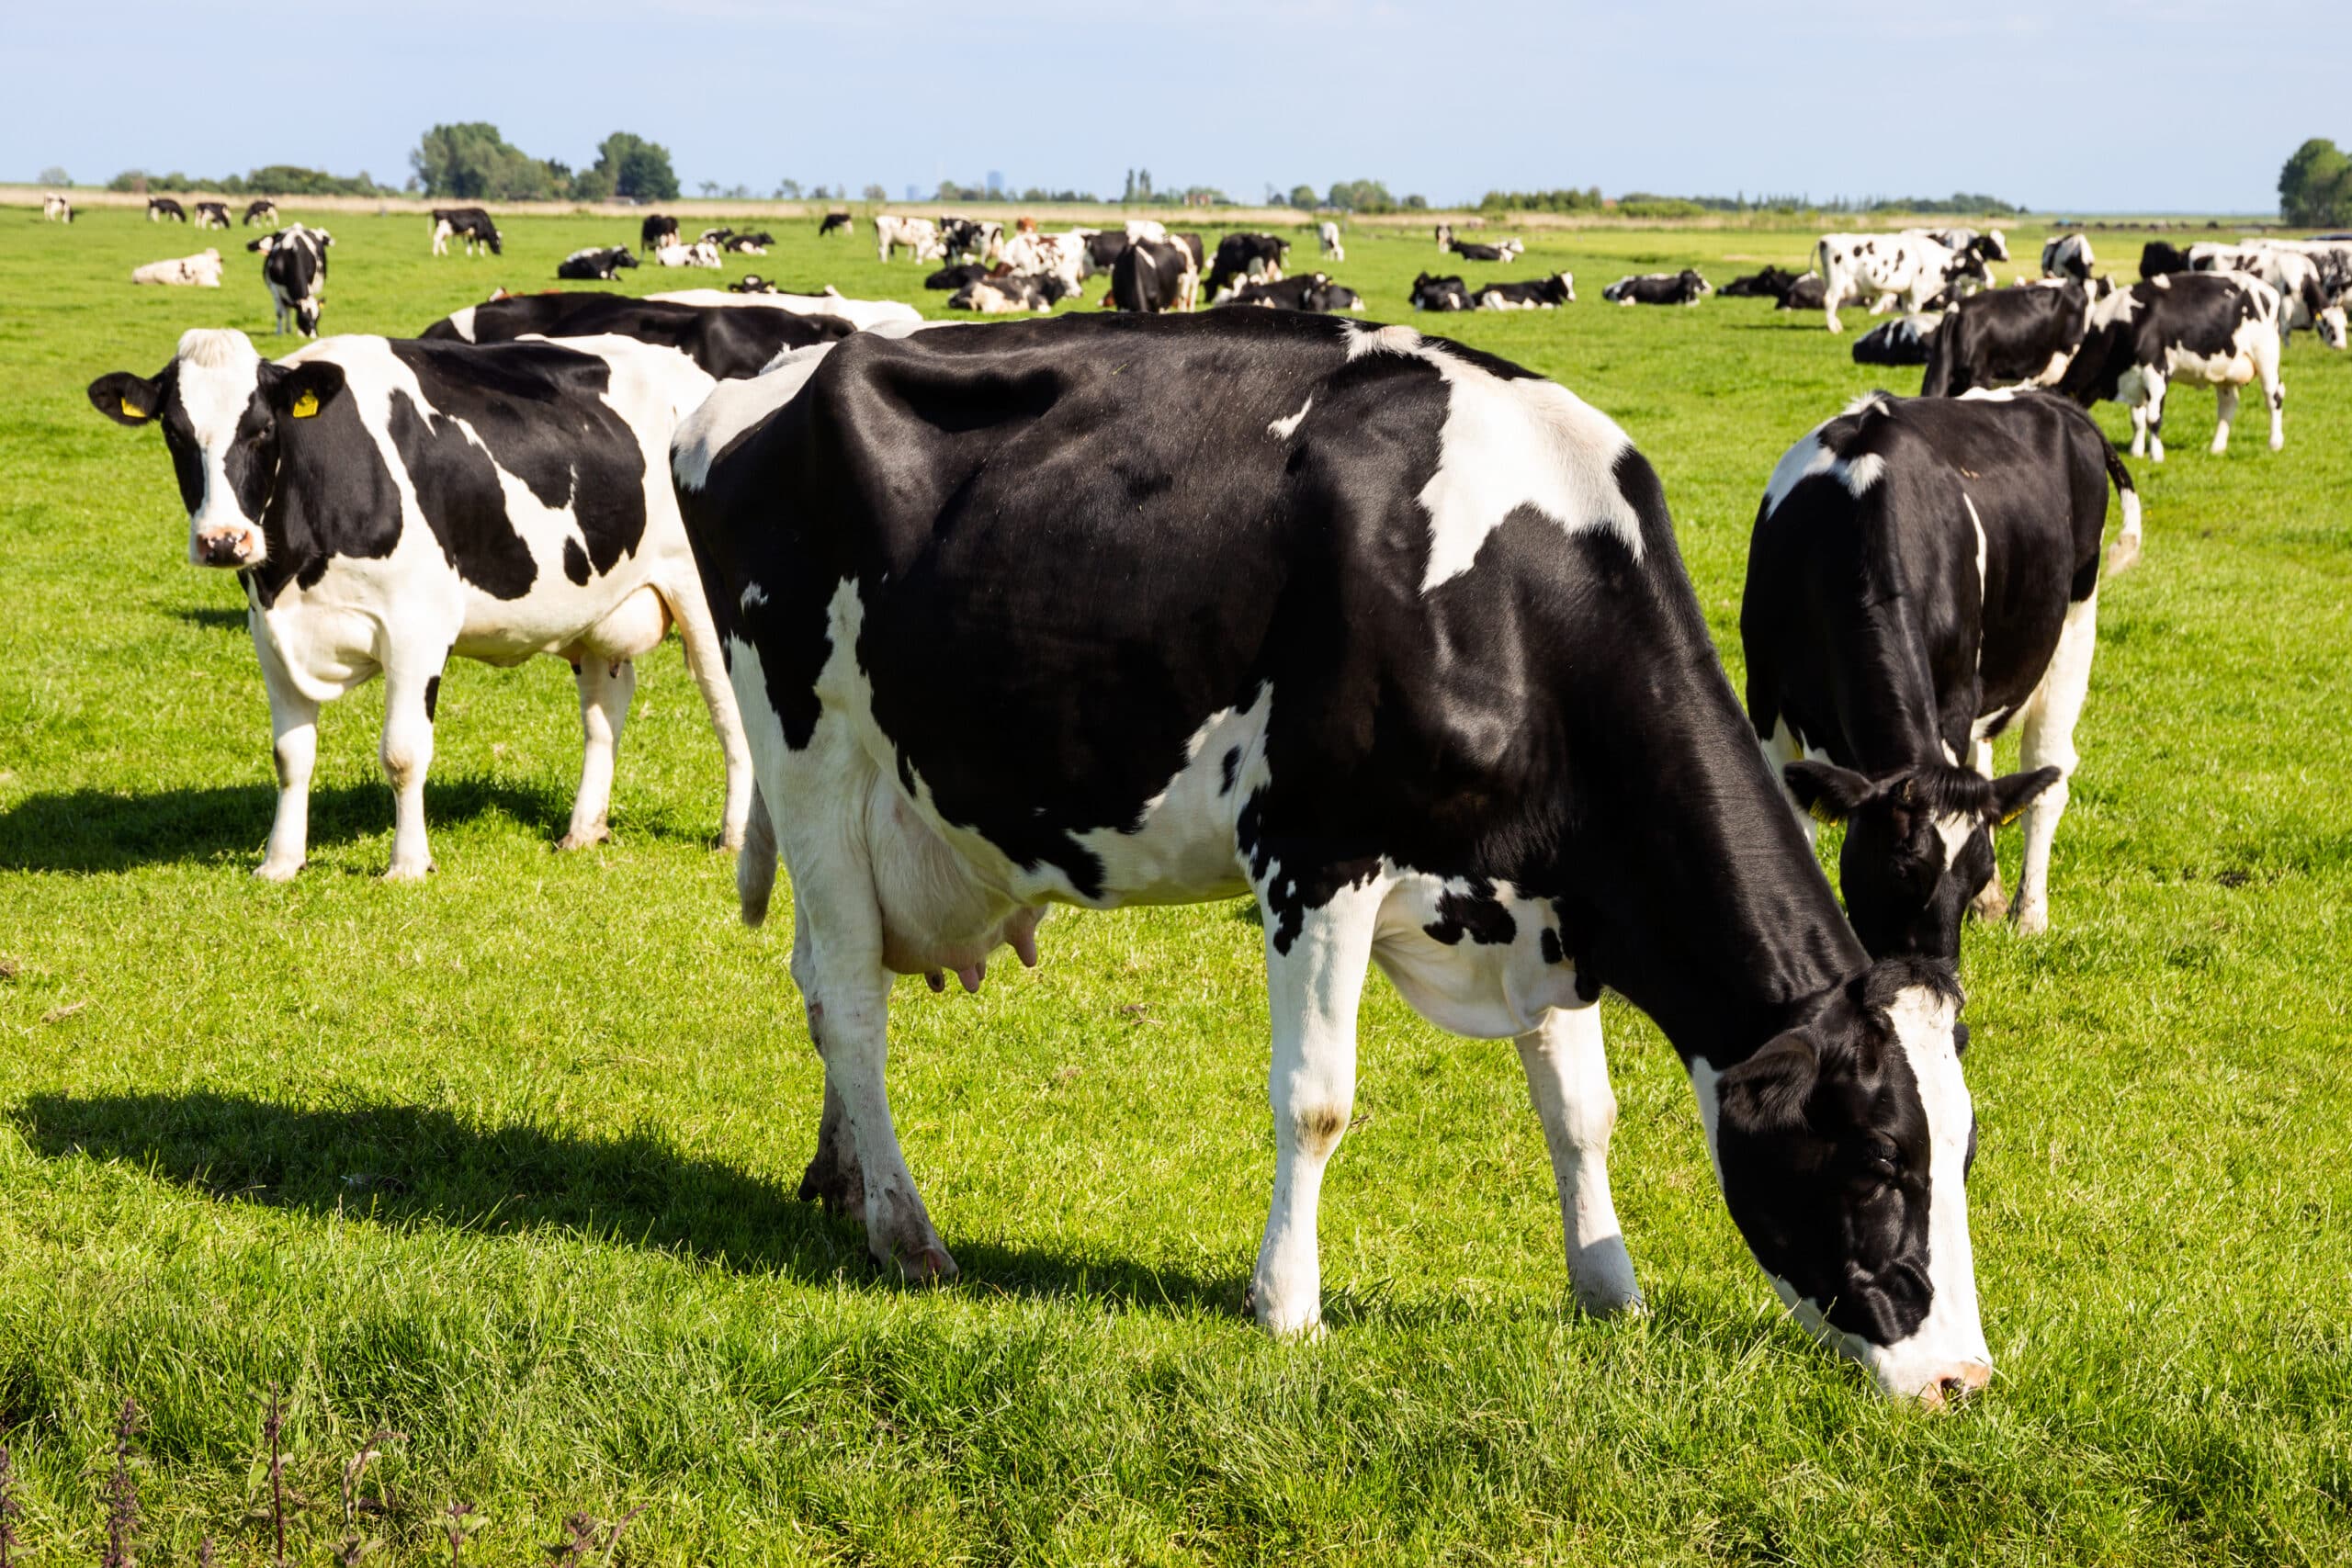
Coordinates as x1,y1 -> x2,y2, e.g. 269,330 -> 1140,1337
1860,1139 -> 1902,1179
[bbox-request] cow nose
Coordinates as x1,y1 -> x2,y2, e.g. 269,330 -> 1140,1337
197,532 -> 247,566
1925,1360 -> 1992,1406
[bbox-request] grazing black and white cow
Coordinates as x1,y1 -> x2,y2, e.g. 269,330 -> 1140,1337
1603,270 -> 1711,305
2183,243 -> 2346,347
1851,314 -> 1940,366
1204,232 -> 1290,298
149,197 -> 187,222
670,310 -> 1998,1404
556,245 -> 640,281
925,262 -> 989,291
1409,272 -> 1473,310
420,290 -> 854,378
1722,266 -> 1804,301
41,193 -> 74,222
2041,233 -> 2095,283
1745,390 -> 2134,957
2138,240 -> 2190,279
1815,234 -> 1989,331
87,328 -> 752,878
1317,220 -> 1343,262
1448,237 -> 1523,264
430,207 -> 502,256
243,198 -> 280,227
1082,229 -> 1130,274
2056,272 -> 2286,458
949,272 -> 1075,313
819,211 -> 853,238
1475,274 -> 1576,309
193,200 -> 232,230
641,213 -> 681,251
1913,228 -> 2008,264
1212,273 -> 1362,312
247,224 -> 331,337
1106,237 -> 1197,313
876,214 -> 946,263
1920,280 -> 2096,397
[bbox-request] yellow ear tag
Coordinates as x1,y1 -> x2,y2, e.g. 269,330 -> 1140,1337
120,398 -> 146,419
290,390 -> 320,419
1999,805 -> 2027,827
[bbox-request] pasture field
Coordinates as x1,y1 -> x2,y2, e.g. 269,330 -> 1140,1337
0,207 -> 2347,1565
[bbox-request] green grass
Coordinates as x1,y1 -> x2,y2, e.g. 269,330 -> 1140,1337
1,206 -> 2347,1565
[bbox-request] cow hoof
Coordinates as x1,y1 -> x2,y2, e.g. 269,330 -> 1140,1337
2013,906 -> 2050,936
1972,888 -> 2010,922
555,826 -> 612,852
381,861 -> 433,883
253,858 -> 305,882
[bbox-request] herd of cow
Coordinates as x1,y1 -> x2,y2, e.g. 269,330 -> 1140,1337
52,193 -> 2342,1411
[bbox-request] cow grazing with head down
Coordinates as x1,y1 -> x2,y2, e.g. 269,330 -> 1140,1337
1920,280 -> 2098,398
2057,272 -> 2286,459
247,224 -> 331,336
193,200 -> 232,230
430,208 -> 502,256
1434,221 -> 1453,251
244,199 -> 280,228
42,193 -> 74,222
1475,274 -> 1576,309
87,327 -> 751,879
670,310 -> 1999,1405
1205,232 -> 1290,299
1409,272 -> 1473,311
1746,389 -> 2134,960
1603,270 -> 1711,305
2041,233 -> 2095,283
149,197 -> 187,222
1106,238 -> 1198,313
819,211 -> 853,238
1815,234 -> 1990,332
557,246 -> 639,281
1317,220 -> 1343,261
421,290 -> 853,378
2183,243 -> 2346,348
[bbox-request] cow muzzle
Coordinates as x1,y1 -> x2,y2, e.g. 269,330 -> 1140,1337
192,525 -> 264,568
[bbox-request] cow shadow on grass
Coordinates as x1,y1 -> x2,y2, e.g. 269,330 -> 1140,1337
10,1091 -> 1236,1316
0,777 -> 571,874
173,604 -> 249,634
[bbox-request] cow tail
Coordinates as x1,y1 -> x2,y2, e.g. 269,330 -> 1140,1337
2102,440 -> 2142,574
737,784 -> 778,927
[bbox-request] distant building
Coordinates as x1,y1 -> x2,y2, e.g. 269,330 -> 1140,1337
906,183 -> 921,201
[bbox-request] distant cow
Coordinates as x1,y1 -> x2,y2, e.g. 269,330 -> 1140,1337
2183,243 -> 2346,347
1317,220 -> 1343,262
649,286 -> 923,332
642,213 -> 681,251
88,328 -> 750,879
950,273 -> 1074,313
1214,273 -> 1362,312
422,290 -> 854,379
248,223 -> 332,336
1604,270 -> 1711,305
2138,241 -> 2190,279
2058,272 -> 2285,459
1475,273 -> 1576,309
654,241 -> 723,269
730,276 -> 778,294
130,249 -> 223,288
1000,231 -> 1089,296
1922,280 -> 2097,397
1776,276 -> 1835,311
1747,389 -> 2132,957
244,199 -> 280,227
2041,233 -> 2095,283
192,200 -> 231,229
1106,237 -> 1198,313
1913,227 -> 2009,264
149,197 -> 187,222
41,193 -> 73,222
1448,237 -> 1523,264
819,211 -> 853,238
1851,313 -> 1941,366
430,207 -> 502,256
1204,232 -> 1290,298
1722,266 -> 1803,300
1409,272 -> 1473,311
1082,230 -> 1129,274
1815,233 -> 1990,331
939,217 -> 1004,265
1434,221 -> 1453,251
557,246 -> 640,281
876,214 -> 946,263
926,263 -> 989,291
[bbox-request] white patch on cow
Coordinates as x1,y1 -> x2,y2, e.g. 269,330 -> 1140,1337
173,328 -> 268,560
1761,434 -> 1840,516
1267,397 -> 1313,441
672,341 -> 839,494
1839,452 -> 1886,497
445,305 -> 480,343
1344,321 -> 1423,360
1932,811 -> 1976,872
741,582 -> 769,611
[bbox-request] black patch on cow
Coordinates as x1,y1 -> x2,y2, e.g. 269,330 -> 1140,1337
1540,926 -> 1564,964
1220,746 -> 1241,795
1424,881 -> 1519,946
424,675 -> 441,721
563,537 -> 592,585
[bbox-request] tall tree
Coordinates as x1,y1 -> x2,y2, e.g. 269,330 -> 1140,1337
594,132 -> 680,202
410,123 -> 555,200
2278,138 -> 2352,225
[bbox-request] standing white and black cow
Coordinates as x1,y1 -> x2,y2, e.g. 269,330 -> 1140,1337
1920,280 -> 2098,397
641,213 -> 681,252
2041,233 -> 2095,283
2182,243 -> 2346,348
1815,234 -> 1991,332
1475,274 -> 1576,309
818,211 -> 853,238
1204,233 -> 1290,298
938,218 -> 1004,265
42,192 -> 74,222
243,199 -> 280,228
2056,272 -> 2286,459
1317,220 -> 1343,262
875,215 -> 946,263
246,223 -> 332,337
194,200 -> 232,230
429,208 -> 503,256
1912,228 -> 2007,264
1106,238 -> 1197,313
1603,270 -> 1711,305
86,328 -> 752,879
421,290 -> 854,378
670,311 -> 1999,1404
1744,390 -> 2137,958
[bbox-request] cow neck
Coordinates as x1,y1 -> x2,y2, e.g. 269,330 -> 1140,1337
1822,570 -> 1950,776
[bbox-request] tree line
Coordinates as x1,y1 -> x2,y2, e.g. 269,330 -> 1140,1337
2279,139 -> 2352,226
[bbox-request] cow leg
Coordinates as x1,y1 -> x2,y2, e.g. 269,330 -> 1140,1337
560,656 -> 635,851
2211,384 -> 2239,456
2143,371 -> 2168,462
2013,592 -> 2098,935
255,646 -> 318,882
1969,736 -> 2009,920
378,652 -> 445,881
666,582 -> 755,850
1516,1003 -> 1642,1314
1249,878 -> 1383,1337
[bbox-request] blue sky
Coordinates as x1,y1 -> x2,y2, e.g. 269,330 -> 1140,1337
10,0 -> 2340,212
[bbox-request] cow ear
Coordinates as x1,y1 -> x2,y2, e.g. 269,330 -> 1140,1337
265,360 -> 346,421
89,371 -> 164,426
1783,759 -> 1879,824
1985,766 -> 2062,826
1717,1032 -> 1821,1134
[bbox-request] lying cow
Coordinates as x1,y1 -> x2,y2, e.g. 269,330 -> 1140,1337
641,213 -> 680,251
1603,270 -> 1711,305
420,290 -> 854,378
557,246 -> 639,281
1921,280 -> 2097,397
1214,274 -> 1362,312
671,310 -> 1999,1404
1815,233 -> 1989,331
949,273 -> 1075,313
1448,237 -> 1523,264
819,211 -> 853,238
1722,266 -> 1803,300
1776,275 -> 1835,312
1476,274 -> 1576,309
1851,313 -> 1940,366
1746,389 -> 2136,956
999,231 -> 1088,297
723,230 -> 774,254
876,214 -> 946,263
1409,272 -> 1473,311
244,199 -> 280,228
2057,272 -> 2286,459
430,207 -> 502,256
1106,238 -> 1197,313
131,249 -> 223,288
654,241 -> 723,269
88,328 -> 751,878
1204,232 -> 1290,299
926,263 -> 990,291
1317,220 -> 1343,262
247,224 -> 331,336
2041,233 -> 2095,283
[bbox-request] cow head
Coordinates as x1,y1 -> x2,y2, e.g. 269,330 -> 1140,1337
1695,958 -> 1991,1403
87,329 -> 346,570
613,247 -> 640,270
1785,760 -> 2057,960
